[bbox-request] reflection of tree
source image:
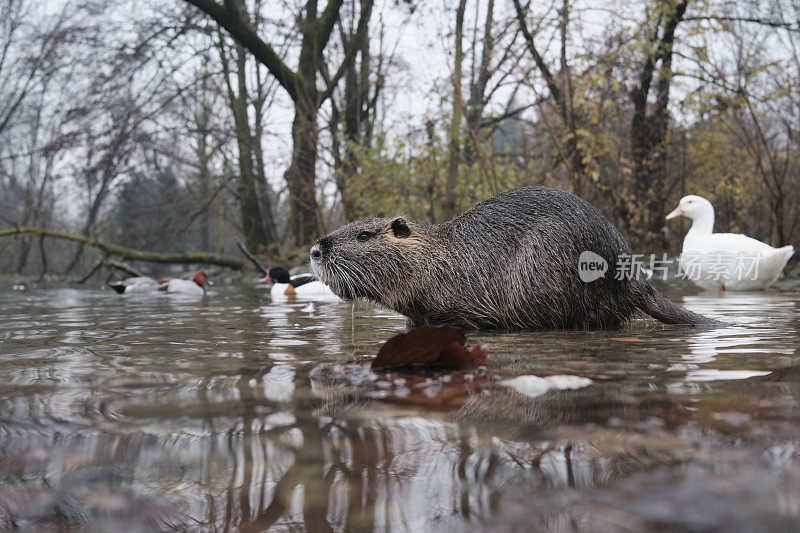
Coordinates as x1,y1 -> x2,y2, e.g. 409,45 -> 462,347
1,361 -> 715,531
237,419 -> 334,531
225,411 -> 390,531
208,375 -> 645,529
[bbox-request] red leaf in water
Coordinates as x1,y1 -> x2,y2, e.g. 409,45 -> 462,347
371,326 -> 486,371
372,326 -> 466,370
437,342 -> 489,369
370,372 -> 490,409
435,342 -> 469,368
470,344 -> 489,365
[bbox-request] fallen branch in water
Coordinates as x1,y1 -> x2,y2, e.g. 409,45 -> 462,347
78,256 -> 105,284
105,259 -> 144,278
0,227 -> 245,269
235,238 -> 268,275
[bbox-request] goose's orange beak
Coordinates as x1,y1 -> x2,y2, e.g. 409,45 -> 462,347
665,206 -> 684,220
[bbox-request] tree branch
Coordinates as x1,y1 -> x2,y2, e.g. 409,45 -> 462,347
235,238 -> 268,275
631,1 -> 688,118
512,0 -> 564,117
684,15 -> 800,32
480,101 -> 540,129
185,0 -> 302,100
319,0 -> 374,103
317,0 -> 347,57
0,227 -> 245,269
105,259 -> 145,277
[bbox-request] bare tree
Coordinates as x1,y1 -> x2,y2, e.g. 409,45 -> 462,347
443,0 -> 467,219
0,1 -> 81,273
697,3 -> 800,246
216,32 -> 280,252
327,0 -> 387,220
513,0 -> 592,197
463,0 -> 525,167
185,0 -> 374,246
65,108 -> 139,273
625,0 -> 689,250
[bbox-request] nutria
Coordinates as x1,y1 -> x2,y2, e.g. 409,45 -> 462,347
310,187 -> 725,330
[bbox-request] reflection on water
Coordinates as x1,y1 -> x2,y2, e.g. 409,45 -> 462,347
1,281 -> 800,530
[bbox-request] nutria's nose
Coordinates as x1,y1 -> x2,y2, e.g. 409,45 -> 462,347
310,245 -> 322,260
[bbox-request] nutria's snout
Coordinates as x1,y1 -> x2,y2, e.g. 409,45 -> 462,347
310,236 -> 332,262
310,237 -> 335,290
309,243 -> 324,283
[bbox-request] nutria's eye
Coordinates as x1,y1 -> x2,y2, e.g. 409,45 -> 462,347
357,231 -> 371,242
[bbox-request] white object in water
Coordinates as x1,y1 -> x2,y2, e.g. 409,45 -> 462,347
499,375 -> 592,398
262,267 -> 338,300
666,195 -> 794,290
158,271 -> 207,296
109,276 -> 159,294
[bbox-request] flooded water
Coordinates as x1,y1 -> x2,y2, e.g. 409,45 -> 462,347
1,279 -> 800,531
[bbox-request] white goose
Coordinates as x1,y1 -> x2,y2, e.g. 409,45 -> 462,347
666,195 -> 794,290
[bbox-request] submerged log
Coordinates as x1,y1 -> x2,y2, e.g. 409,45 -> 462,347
0,227 -> 245,269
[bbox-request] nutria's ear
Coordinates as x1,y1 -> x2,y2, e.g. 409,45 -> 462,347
391,218 -> 411,238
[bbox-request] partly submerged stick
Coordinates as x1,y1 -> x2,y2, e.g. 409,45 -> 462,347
0,227 -> 245,269
235,238 -> 268,275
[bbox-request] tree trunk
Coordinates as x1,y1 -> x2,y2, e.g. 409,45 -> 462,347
186,0 -> 374,245
15,238 -> 32,274
559,0 -> 583,198
444,0 -> 467,219
197,125 -> 213,253
64,172 -> 112,274
464,0 -> 494,167
628,0 -> 688,251
196,67 -> 214,253
774,193 -> 787,247
250,41 -> 281,249
285,98 -> 321,246
340,24 -> 370,220
330,0 -> 378,221
252,94 -> 280,249
514,0 -> 591,196
232,44 -> 271,252
629,111 -> 670,250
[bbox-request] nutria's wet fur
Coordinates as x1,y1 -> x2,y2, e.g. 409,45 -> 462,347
310,186 -> 725,330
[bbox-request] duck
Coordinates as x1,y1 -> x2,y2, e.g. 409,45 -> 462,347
261,266 -> 338,300
157,270 -> 208,296
109,276 -> 160,294
666,195 -> 794,290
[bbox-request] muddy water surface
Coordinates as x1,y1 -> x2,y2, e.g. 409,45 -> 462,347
1,280 -> 799,531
